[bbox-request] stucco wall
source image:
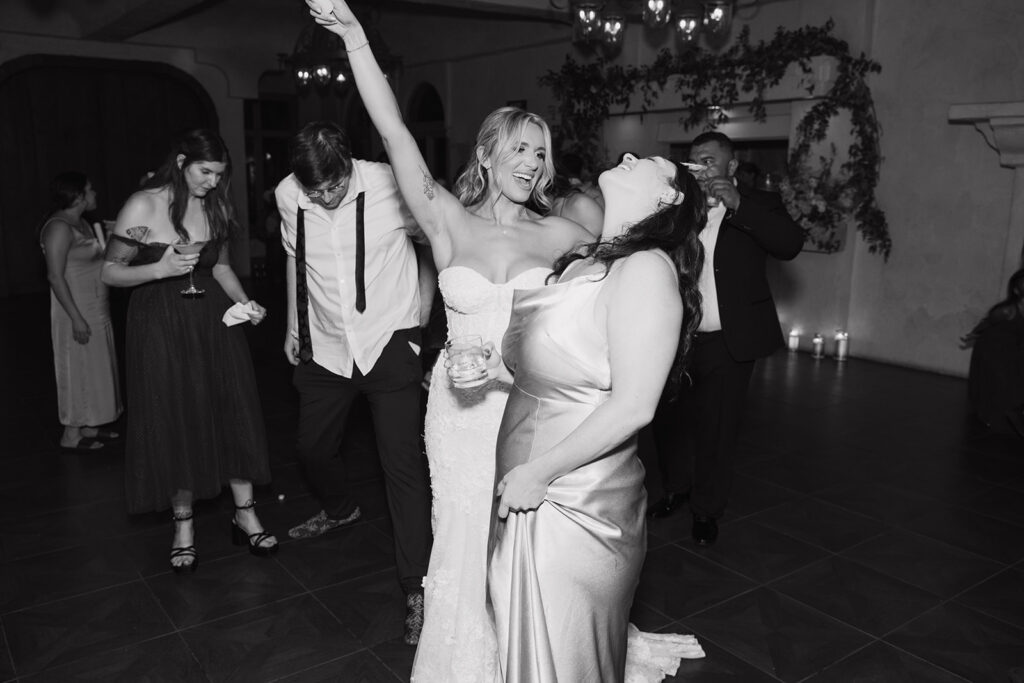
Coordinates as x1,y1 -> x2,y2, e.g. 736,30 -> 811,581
4,0 -> 1024,377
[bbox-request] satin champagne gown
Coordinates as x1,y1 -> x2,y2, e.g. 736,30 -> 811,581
489,267 -> 648,682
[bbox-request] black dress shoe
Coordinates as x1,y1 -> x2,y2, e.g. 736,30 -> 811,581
647,492 -> 689,519
691,514 -> 718,546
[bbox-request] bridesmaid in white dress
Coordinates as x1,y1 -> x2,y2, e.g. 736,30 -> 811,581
466,156 -> 708,682
308,2 -> 589,679
40,173 -> 122,451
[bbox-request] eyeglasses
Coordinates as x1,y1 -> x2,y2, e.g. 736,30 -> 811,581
304,180 -> 348,200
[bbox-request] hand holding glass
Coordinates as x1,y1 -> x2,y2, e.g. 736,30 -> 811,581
682,162 -> 721,207
446,335 -> 488,389
173,241 -> 207,298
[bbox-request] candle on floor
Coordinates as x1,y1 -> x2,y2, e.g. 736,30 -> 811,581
811,333 -> 824,359
834,331 -> 849,361
787,329 -> 800,352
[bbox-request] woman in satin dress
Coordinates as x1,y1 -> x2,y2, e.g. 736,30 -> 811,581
463,155 -> 708,682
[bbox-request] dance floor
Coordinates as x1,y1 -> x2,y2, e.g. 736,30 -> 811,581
1,282 -> 1023,682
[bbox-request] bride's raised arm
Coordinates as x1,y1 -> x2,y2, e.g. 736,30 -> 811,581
309,0 -> 460,263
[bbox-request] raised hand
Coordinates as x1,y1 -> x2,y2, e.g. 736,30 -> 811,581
306,0 -> 359,36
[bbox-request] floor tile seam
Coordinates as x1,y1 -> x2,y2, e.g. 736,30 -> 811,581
262,648 -> 394,683
669,534 -> 838,588
790,638 -> 882,683
876,633 -> 983,682
803,493 -> 901,527
892,519 -> 1024,565
0,574 -> 147,618
138,572 -> 188,635
731,514 -> 863,557
310,567 -> 396,597
174,629 -> 215,683
680,583 -> 763,620
11,628 -> 193,679
667,618 -> 788,682
946,593 -> 1024,634
173,591 -> 322,633
941,494 -> 1024,530
0,617 -> 15,681
266,549 -> 319,592
0,494 -> 126,525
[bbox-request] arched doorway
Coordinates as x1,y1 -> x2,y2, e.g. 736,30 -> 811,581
0,55 -> 217,296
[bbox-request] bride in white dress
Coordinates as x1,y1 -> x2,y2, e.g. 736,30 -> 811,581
310,3 -> 704,681
307,6 -> 588,682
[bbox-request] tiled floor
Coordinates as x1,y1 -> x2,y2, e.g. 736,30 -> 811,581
2,284 -> 1023,682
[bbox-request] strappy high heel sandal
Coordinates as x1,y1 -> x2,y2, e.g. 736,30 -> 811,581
231,498 -> 278,557
170,510 -> 198,574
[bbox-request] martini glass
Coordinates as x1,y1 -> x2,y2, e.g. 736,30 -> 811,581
173,241 -> 207,298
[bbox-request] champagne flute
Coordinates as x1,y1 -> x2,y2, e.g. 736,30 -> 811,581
173,241 -> 207,298
445,335 -> 488,388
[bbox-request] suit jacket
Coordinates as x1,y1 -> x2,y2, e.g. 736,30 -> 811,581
711,187 -> 804,362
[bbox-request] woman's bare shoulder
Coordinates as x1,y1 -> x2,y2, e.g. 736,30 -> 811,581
538,213 -> 593,247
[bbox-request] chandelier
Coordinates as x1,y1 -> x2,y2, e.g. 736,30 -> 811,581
565,0 -> 738,51
279,15 -> 401,92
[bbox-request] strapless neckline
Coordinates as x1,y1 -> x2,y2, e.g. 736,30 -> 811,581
439,265 -> 551,287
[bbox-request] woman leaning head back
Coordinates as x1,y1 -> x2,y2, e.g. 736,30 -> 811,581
144,128 -> 235,243
454,107 -> 556,212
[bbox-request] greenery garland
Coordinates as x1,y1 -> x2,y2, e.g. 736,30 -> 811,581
539,20 -> 891,259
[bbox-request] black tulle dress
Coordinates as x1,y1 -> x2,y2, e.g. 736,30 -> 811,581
111,234 -> 270,514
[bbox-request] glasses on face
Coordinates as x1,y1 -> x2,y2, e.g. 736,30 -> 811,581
304,180 -> 347,200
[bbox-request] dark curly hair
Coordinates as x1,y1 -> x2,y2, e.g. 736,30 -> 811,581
143,129 -> 236,244
550,161 -> 706,390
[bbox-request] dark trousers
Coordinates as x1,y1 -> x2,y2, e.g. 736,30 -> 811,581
652,331 -> 755,519
292,327 -> 432,593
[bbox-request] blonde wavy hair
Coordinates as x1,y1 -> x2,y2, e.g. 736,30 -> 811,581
453,107 -> 556,212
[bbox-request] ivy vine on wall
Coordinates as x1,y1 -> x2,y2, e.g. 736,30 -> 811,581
539,20 -> 891,259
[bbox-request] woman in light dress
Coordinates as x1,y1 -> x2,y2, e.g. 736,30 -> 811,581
462,155 -> 709,681
40,172 -> 123,451
308,1 -> 589,679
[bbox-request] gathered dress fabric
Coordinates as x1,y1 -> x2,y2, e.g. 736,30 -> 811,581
43,220 -> 122,428
412,265 -> 551,683
110,234 -> 270,514
490,267 -> 703,682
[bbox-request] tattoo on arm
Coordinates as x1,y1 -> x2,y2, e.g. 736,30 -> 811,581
421,169 -> 436,201
107,252 -> 134,265
126,226 -> 150,243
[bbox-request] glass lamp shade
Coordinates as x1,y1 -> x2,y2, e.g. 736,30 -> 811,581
703,0 -> 734,39
642,0 -> 672,28
312,64 -> 332,87
295,66 -> 313,89
675,14 -> 701,45
573,3 -> 601,44
602,14 -> 625,48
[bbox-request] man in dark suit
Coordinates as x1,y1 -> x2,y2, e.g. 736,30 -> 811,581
648,131 -> 804,545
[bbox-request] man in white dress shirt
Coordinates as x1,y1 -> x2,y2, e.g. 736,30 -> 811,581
275,121 -> 432,644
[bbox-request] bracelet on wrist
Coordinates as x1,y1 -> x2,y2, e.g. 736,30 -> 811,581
346,40 -> 369,53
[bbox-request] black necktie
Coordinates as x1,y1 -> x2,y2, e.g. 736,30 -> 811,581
295,206 -> 313,363
355,191 -> 366,313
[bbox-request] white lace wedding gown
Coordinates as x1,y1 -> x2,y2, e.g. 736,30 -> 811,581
413,265 -> 550,683
412,265 -> 705,683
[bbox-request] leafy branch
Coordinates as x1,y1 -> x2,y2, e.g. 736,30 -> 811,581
540,20 -> 890,259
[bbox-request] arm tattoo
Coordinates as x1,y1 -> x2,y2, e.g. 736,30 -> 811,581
126,226 -> 150,243
107,252 -> 134,265
421,169 -> 436,201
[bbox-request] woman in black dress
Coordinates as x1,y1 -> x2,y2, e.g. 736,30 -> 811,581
102,129 -> 277,572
